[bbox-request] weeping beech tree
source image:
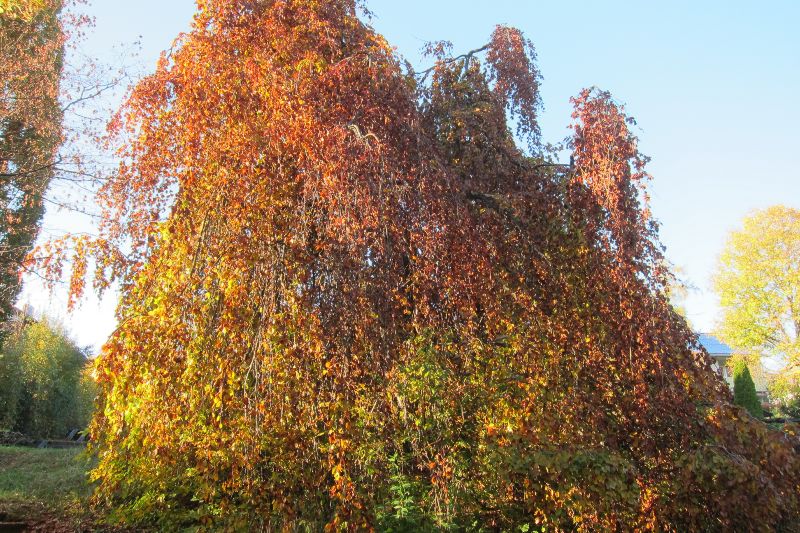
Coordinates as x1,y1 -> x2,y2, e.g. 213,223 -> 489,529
36,0 -> 799,529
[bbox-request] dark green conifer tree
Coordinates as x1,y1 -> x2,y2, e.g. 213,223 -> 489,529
733,359 -> 763,419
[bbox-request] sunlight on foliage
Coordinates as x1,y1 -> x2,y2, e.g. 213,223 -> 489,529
0,314 -> 94,437
27,0 -> 800,530
0,0 -> 48,21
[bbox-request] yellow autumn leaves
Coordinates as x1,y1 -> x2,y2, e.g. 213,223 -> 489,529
0,0 -> 49,21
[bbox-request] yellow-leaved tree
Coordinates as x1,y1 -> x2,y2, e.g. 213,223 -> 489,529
715,205 -> 800,411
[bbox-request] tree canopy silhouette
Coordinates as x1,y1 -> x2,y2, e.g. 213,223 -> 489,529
39,0 -> 799,529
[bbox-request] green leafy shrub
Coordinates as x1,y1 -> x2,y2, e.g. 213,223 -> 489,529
0,313 -> 95,437
769,374 -> 800,419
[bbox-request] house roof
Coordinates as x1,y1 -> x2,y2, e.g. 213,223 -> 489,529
698,333 -> 734,356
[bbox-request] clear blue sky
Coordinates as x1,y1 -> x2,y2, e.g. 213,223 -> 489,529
22,0 -> 800,351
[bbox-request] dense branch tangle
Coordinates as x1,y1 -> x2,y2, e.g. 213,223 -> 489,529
39,1 -> 800,530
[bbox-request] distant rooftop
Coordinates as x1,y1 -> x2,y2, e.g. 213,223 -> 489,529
698,333 -> 734,356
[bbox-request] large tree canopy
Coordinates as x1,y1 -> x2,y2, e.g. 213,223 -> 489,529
714,205 -> 800,381
41,0 -> 798,530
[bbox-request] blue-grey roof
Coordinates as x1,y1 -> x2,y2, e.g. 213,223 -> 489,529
698,334 -> 733,356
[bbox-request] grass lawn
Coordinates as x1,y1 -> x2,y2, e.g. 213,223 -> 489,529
0,446 -> 94,531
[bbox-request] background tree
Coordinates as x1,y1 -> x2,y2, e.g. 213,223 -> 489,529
0,0 -> 65,345
732,358 -> 763,418
714,206 -> 800,393
37,0 -> 800,530
1,0 -> 122,349
769,373 -> 800,418
0,309 -> 95,437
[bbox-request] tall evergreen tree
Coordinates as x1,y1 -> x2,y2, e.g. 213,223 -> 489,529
733,358 -> 764,419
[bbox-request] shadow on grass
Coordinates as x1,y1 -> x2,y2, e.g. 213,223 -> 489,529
0,446 -> 96,531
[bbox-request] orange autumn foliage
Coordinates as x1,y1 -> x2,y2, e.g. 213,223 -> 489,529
0,0 -> 64,336
37,0 -> 799,530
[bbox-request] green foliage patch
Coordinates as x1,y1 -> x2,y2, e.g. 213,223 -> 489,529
0,315 -> 95,438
